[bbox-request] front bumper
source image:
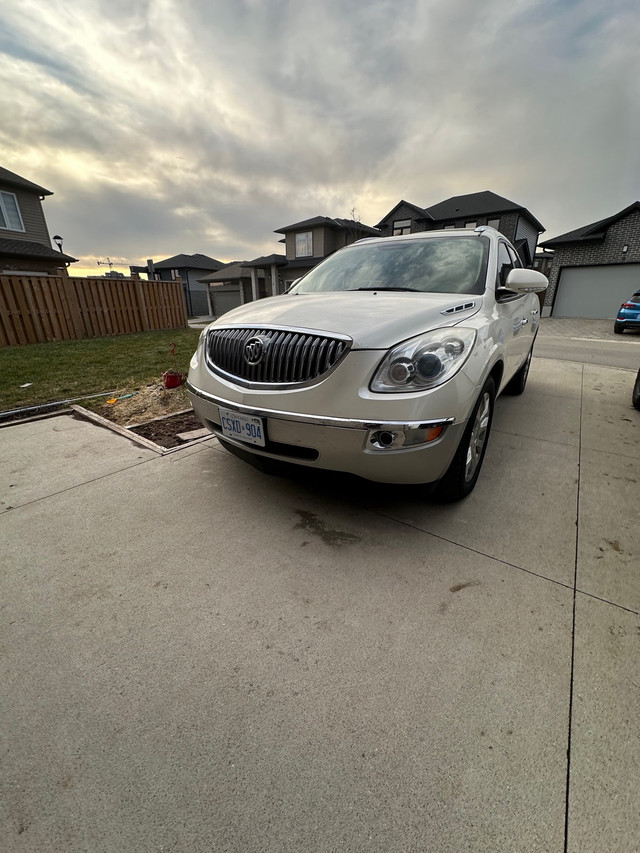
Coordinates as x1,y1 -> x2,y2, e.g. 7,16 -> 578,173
188,381 -> 466,484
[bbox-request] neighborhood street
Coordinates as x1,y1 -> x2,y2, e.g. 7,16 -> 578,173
1,327 -> 639,853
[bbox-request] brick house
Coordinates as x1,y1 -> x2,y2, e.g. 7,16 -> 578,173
539,202 -> 640,318
0,166 -> 76,274
376,191 -> 544,268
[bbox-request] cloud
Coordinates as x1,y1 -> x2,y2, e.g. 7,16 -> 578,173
1,0 -> 638,270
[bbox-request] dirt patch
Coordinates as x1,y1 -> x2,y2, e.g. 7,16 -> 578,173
87,381 -> 207,449
129,410 -> 205,449
90,382 -> 192,426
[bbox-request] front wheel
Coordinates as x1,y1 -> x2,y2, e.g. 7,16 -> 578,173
633,368 -> 640,411
436,377 -> 495,502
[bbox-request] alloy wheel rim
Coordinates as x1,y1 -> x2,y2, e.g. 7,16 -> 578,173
465,392 -> 491,483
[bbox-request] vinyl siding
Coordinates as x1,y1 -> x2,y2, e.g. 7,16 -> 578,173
0,186 -> 51,244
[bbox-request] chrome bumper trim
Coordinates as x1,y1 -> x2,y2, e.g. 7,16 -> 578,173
187,381 -> 455,432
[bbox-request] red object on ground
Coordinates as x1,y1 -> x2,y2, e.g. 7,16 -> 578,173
162,371 -> 184,389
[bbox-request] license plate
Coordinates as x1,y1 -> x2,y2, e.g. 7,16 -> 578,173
219,408 -> 265,447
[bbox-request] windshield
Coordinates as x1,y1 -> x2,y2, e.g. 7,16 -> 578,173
290,235 -> 489,295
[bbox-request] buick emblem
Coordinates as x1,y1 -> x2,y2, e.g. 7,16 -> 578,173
244,335 -> 269,366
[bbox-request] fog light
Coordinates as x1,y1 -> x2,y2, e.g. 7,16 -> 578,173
367,424 -> 447,451
369,430 -> 404,449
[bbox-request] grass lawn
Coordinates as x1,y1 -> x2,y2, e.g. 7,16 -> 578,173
0,327 -> 202,414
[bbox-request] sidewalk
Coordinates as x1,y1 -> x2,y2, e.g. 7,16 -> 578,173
188,314 -> 215,329
538,317 -> 615,340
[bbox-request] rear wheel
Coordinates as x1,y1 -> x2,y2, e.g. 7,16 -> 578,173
633,369 -> 640,411
614,323 -> 624,334
436,377 -> 495,502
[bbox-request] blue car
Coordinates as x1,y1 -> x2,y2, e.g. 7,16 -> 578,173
614,290 -> 640,333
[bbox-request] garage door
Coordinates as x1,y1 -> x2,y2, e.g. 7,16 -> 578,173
211,287 -> 242,317
553,264 -> 640,319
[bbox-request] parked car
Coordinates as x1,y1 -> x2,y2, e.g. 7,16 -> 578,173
188,227 -> 548,500
614,290 -> 640,334
633,368 -> 640,411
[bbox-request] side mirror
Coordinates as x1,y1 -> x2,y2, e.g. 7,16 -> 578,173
505,268 -> 548,293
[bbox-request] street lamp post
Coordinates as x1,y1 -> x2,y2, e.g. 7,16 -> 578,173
53,235 -> 64,252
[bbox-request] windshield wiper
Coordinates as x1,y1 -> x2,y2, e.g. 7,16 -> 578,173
350,286 -> 422,292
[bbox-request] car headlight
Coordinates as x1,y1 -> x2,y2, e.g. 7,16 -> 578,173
371,327 -> 476,393
190,328 -> 208,369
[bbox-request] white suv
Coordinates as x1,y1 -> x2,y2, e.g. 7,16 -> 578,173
188,227 -> 547,500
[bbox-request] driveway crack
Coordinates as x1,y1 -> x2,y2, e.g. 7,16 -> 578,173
564,362 -> 583,853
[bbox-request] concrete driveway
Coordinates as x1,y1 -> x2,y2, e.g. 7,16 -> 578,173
1,356 -> 638,853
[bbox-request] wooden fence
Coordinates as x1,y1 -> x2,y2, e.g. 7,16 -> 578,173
0,274 -> 188,347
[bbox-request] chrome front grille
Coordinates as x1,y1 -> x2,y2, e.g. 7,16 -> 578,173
205,326 -> 351,386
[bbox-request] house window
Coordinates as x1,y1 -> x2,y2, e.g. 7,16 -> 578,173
295,231 -> 313,257
392,219 -> 411,236
487,218 -> 500,230
464,221 -> 477,230
0,191 -> 25,231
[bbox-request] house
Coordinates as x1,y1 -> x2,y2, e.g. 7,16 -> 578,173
202,216 -> 380,317
533,249 -> 555,279
375,191 -> 544,268
0,166 -> 76,274
271,216 -> 380,288
198,261 -> 266,318
539,202 -> 640,318
130,253 -> 225,317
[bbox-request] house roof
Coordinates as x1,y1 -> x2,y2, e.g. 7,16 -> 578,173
425,191 -> 545,232
539,201 -> 640,248
0,166 -> 53,196
242,254 -> 287,268
274,216 -> 379,237
375,191 -> 544,233
374,200 -> 433,228
0,237 -> 76,263
153,252 -> 224,271
198,261 -> 264,283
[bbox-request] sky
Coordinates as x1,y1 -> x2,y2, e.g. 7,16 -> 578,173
1,0 -> 639,276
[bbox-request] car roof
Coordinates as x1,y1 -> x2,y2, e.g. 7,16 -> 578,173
353,226 -> 500,247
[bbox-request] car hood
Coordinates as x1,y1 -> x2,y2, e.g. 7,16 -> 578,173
211,292 -> 483,349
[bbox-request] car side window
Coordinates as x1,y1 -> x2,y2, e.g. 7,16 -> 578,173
507,245 -> 522,269
496,242 -> 514,288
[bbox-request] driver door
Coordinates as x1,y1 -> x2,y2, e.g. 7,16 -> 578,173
494,242 -> 531,384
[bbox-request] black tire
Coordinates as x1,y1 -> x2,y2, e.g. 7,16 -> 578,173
633,369 -> 640,411
504,346 -> 533,396
436,377 -> 495,502
614,323 -> 624,334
